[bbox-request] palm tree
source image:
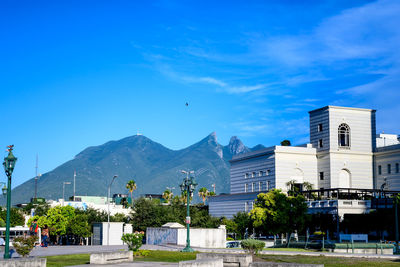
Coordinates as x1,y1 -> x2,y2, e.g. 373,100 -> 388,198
198,187 -> 209,205
286,179 -> 297,196
126,180 -> 137,207
162,189 -> 173,204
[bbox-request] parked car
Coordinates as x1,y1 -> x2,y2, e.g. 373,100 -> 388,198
226,241 -> 241,248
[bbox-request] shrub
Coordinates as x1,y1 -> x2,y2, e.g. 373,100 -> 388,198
121,231 -> 144,252
241,239 -> 265,255
133,249 -> 150,257
12,236 -> 38,257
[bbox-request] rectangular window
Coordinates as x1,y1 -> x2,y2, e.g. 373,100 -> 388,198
267,181 -> 271,191
245,173 -> 248,179
318,124 -> 323,132
259,181 -> 262,191
319,172 -> 324,180
245,184 -> 248,192
318,139 -> 323,148
396,163 -> 399,173
244,202 -> 248,212
388,164 -> 391,174
252,172 -> 256,178
266,170 -> 270,176
259,171 -> 263,177
378,165 -> 382,175
252,183 -> 255,192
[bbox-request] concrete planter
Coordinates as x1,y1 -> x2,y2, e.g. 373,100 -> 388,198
0,257 -> 46,267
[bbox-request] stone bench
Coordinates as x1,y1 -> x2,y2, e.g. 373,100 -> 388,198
197,253 -> 252,267
250,262 -> 323,267
179,258 -> 224,267
0,257 -> 46,267
90,251 -> 133,264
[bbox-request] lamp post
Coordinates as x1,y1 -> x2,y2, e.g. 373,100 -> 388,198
179,170 -> 197,252
3,145 -> 17,259
62,182 -> 71,205
107,175 -> 118,246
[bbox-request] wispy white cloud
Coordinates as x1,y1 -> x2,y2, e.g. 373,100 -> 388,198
155,62 -> 267,94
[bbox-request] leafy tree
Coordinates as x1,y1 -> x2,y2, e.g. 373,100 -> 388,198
198,187 -> 209,205
75,207 -> 108,226
0,207 -> 25,227
162,189 -> 173,204
69,214 -> 91,240
233,212 -> 253,239
46,206 -> 76,241
21,202 -> 50,216
250,190 -> 308,240
126,180 -> 137,207
121,232 -> 144,252
280,140 -> 291,146
111,213 -> 128,222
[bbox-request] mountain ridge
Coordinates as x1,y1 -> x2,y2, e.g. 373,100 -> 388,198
8,133 -> 265,205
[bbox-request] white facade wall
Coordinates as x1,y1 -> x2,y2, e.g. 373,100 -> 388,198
375,145 -> 400,190
274,146 -> 317,191
309,106 -> 375,190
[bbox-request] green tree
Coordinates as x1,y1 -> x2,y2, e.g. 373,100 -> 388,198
69,214 -> 91,243
280,140 -> 291,146
233,212 -> 253,239
250,190 -> 291,235
198,187 -> 209,205
0,207 -> 25,227
126,180 -> 137,207
162,189 -> 173,204
46,206 -> 76,242
250,190 -> 308,241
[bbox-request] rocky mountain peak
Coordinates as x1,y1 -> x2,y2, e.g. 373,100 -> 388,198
228,136 -> 249,155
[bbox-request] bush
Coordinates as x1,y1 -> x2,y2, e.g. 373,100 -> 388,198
241,239 -> 265,255
12,236 -> 38,257
133,249 -> 150,257
121,231 -> 144,252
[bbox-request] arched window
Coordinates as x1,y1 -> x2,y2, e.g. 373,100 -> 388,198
338,123 -> 350,148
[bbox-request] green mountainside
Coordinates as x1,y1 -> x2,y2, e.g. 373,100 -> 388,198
8,132 -> 264,205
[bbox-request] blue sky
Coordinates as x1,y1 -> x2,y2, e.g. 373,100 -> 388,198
1,0 -> 399,187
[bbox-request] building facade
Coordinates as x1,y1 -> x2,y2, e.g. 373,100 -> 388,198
209,106 -> 400,218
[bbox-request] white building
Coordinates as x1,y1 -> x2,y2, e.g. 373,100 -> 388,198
209,106 -> 400,218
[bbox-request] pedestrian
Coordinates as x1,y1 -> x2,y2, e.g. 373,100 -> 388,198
29,219 -> 38,236
41,225 -> 49,247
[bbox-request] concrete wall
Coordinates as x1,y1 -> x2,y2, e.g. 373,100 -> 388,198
147,227 -> 226,248
146,227 -> 178,245
0,258 -> 46,267
92,222 -> 126,245
177,227 -> 226,248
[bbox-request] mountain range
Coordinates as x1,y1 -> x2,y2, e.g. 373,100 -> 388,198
8,132 -> 264,205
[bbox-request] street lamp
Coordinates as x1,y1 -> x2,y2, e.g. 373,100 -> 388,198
180,170 -> 197,252
62,182 -> 71,204
3,145 -> 17,259
107,175 -> 118,246
0,182 -> 7,196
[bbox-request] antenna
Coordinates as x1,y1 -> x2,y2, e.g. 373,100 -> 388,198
34,154 -> 39,199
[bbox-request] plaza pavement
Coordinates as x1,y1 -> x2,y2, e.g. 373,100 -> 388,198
1,243 -> 400,266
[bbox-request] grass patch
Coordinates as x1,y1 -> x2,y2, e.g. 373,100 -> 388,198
135,250 -> 197,262
263,248 -> 312,252
259,255 -> 400,267
45,254 -> 90,267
